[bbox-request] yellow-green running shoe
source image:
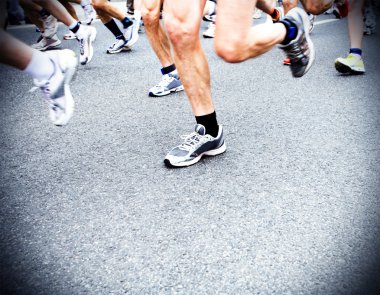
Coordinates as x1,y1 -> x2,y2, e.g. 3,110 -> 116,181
335,53 -> 365,74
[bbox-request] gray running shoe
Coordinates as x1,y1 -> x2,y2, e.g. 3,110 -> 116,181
31,49 -> 78,126
31,34 -> 61,51
149,73 -> 184,97
279,7 -> 315,78
164,124 -> 226,167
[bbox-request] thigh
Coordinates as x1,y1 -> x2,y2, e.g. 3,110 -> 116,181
217,0 -> 256,41
299,0 -> 334,14
142,0 -> 162,14
163,0 -> 206,30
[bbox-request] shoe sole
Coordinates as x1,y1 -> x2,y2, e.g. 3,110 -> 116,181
63,35 -> 76,40
164,141 -> 226,168
37,40 -> 62,51
293,7 -> 315,77
81,28 -> 96,65
125,26 -> 139,48
334,61 -> 365,75
107,45 -> 131,54
203,34 -> 215,38
149,85 -> 184,97
203,16 -> 214,22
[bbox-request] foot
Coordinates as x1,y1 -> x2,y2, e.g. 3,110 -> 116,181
31,34 -> 61,51
32,49 -> 78,126
149,73 -> 184,97
164,124 -> 226,167
279,7 -> 315,77
83,4 -> 97,25
106,37 -> 130,54
203,22 -> 215,38
76,25 -> 97,65
283,57 -> 291,65
335,53 -> 365,74
41,14 -> 58,38
203,1 -> 216,22
124,20 -> 139,49
126,9 -> 135,18
63,31 -> 76,40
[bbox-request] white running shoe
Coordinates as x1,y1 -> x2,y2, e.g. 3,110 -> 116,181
41,14 -> 58,39
32,49 -> 78,126
107,37 -> 130,54
149,73 -> 184,97
203,22 -> 215,38
63,31 -> 76,40
31,34 -> 61,51
124,20 -> 139,49
164,124 -> 226,167
83,4 -> 97,25
76,25 -> 97,65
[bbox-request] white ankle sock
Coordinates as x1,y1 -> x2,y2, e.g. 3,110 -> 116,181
24,50 -> 55,81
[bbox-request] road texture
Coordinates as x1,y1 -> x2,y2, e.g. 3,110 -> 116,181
0,6 -> 379,295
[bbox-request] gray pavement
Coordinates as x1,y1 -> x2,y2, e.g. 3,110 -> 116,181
0,12 -> 379,295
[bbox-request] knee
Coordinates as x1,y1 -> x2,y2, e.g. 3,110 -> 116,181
163,13 -> 199,46
215,34 -> 248,63
301,0 -> 332,14
91,0 -> 106,12
141,6 -> 160,27
283,0 -> 298,11
215,43 -> 244,63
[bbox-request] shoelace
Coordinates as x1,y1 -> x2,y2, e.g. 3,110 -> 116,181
179,132 -> 202,151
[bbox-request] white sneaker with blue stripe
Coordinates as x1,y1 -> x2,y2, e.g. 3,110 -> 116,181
164,124 -> 226,167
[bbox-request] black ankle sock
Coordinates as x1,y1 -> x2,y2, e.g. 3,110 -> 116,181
349,48 -> 362,55
121,17 -> 133,29
105,19 -> 124,39
161,64 -> 176,75
70,22 -> 80,34
196,111 -> 219,137
279,19 -> 298,45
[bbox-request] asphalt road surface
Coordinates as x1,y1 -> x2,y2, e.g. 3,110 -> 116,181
0,8 -> 379,295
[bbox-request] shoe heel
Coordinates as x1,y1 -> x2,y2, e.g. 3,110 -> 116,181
204,142 -> 226,156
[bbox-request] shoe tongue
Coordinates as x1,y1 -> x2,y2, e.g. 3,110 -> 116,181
195,124 -> 206,135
